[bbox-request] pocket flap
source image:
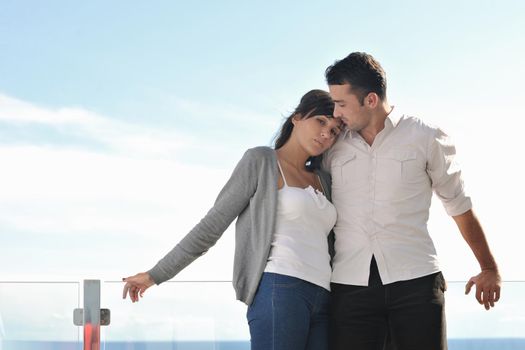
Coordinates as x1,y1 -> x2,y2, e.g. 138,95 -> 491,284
381,150 -> 417,161
332,153 -> 356,166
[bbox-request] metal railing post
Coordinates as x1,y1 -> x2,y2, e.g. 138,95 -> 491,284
73,280 -> 110,350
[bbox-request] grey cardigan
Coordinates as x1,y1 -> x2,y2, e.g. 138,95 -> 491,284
148,146 -> 334,305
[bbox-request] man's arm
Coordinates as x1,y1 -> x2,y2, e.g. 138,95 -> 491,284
452,209 -> 501,310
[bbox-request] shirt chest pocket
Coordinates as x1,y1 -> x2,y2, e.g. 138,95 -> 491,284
377,150 -> 420,184
330,153 -> 360,188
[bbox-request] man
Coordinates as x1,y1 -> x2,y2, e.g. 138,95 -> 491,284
323,52 -> 501,350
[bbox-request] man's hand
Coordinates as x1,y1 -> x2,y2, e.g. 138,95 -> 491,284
453,210 -> 501,311
465,269 -> 501,310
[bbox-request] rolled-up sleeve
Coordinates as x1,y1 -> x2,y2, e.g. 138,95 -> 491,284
426,127 -> 472,216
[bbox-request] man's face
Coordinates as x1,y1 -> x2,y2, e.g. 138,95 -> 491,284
329,83 -> 370,131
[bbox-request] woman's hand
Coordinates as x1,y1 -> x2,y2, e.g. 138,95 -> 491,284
122,272 -> 155,303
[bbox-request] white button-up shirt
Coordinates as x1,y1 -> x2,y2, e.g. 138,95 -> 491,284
323,108 -> 472,286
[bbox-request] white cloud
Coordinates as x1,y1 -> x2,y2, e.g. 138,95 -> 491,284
0,94 -> 245,280
0,93 -> 198,159
0,94 -> 104,125
166,94 -> 280,129
0,145 -> 231,241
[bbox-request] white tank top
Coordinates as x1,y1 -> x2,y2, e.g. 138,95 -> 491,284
264,161 -> 337,290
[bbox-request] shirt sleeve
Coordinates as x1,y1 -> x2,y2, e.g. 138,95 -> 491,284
148,148 -> 259,284
426,127 -> 472,216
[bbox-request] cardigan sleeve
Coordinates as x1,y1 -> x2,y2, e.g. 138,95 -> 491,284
148,148 -> 260,284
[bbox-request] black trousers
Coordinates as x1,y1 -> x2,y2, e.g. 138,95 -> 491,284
330,257 -> 447,350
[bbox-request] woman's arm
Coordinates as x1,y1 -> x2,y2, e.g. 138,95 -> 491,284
122,148 -> 261,301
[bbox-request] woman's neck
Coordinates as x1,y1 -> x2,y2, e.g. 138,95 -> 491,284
276,142 -> 309,171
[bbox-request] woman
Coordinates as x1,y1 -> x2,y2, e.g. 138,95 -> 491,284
122,89 -> 343,350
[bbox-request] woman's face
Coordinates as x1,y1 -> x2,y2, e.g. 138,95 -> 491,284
292,114 -> 343,156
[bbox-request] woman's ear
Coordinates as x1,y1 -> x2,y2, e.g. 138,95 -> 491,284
291,113 -> 302,125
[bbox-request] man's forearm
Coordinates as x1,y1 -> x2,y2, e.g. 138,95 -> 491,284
452,209 -> 498,271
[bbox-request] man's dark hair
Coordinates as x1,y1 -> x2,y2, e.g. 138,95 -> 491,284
325,52 -> 387,104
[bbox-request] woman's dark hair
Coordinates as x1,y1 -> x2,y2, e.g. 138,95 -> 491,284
325,52 -> 387,105
273,89 -> 335,171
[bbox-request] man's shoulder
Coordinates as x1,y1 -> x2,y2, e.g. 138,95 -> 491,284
398,114 -> 440,135
321,138 -> 351,171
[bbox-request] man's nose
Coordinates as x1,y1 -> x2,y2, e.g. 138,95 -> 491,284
333,105 -> 342,118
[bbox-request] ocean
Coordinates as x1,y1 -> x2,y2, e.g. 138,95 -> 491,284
2,339 -> 525,349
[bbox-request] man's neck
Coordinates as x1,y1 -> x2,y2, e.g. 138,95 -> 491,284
359,103 -> 393,146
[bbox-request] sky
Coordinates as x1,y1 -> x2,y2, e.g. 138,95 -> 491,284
1,0 -> 525,341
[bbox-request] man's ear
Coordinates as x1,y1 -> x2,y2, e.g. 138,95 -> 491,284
365,92 -> 379,108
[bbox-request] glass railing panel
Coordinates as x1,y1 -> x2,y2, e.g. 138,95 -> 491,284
446,281 -> 525,349
103,280 -> 524,349
102,281 -> 250,349
0,281 -> 80,350
1,280 -> 522,349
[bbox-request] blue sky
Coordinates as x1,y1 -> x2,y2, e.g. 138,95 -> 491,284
1,0 -> 525,340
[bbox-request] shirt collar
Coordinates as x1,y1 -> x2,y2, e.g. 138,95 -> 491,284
386,105 -> 402,128
342,105 -> 400,141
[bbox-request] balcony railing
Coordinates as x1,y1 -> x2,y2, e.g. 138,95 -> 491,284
0,280 -> 523,349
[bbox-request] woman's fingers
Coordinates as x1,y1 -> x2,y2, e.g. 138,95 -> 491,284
122,273 -> 154,303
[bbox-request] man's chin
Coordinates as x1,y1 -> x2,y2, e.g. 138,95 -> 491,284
342,119 -> 355,130
345,121 -> 365,132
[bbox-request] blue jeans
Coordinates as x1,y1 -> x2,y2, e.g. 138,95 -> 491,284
247,272 -> 330,350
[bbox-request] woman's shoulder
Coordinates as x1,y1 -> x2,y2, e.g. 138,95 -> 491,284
244,146 -> 276,160
234,146 -> 276,173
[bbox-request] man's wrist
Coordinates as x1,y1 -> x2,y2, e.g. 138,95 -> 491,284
481,266 -> 500,273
